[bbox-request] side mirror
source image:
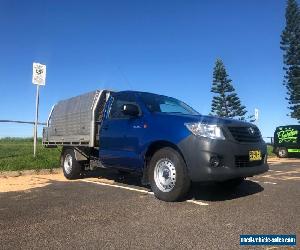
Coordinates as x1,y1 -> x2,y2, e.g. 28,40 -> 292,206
122,103 -> 140,116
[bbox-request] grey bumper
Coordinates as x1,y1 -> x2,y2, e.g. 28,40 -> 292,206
178,135 -> 269,182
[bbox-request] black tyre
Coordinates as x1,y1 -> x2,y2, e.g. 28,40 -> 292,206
277,147 -> 288,158
148,147 -> 190,202
218,177 -> 245,188
61,148 -> 82,179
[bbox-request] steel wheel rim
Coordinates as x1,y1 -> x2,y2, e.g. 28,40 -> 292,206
154,158 -> 176,192
278,149 -> 285,157
64,154 -> 73,174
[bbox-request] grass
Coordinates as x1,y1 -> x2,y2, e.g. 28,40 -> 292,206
0,137 -> 60,171
267,144 -> 276,157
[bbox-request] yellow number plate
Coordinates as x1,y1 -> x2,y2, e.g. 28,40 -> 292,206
249,150 -> 262,161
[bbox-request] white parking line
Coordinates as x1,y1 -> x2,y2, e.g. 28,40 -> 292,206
81,179 -> 209,206
81,179 -> 150,194
269,162 -> 281,165
263,181 -> 277,185
251,180 -> 277,185
186,199 -> 209,206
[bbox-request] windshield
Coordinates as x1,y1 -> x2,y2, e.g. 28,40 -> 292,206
138,93 -> 199,115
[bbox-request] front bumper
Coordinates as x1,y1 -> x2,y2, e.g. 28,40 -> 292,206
178,135 -> 269,182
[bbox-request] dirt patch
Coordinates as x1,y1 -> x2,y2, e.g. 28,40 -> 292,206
0,174 -> 67,193
0,171 -> 116,193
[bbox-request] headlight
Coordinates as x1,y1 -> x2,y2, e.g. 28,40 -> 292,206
185,123 -> 225,140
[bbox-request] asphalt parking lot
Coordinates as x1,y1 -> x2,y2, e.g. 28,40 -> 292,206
0,159 -> 299,250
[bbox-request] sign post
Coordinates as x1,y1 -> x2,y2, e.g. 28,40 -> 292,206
32,62 -> 46,157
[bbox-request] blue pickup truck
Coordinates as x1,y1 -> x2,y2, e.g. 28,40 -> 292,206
43,90 -> 268,201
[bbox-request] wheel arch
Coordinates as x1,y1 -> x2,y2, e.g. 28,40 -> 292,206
141,140 -> 187,185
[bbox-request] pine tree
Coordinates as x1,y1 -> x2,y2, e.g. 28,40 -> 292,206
280,0 -> 300,120
210,59 -> 247,120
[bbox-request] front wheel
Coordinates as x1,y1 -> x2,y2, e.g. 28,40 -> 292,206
149,147 -> 190,202
61,148 -> 82,179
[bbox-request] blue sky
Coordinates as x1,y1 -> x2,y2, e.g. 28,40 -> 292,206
0,0 -> 296,140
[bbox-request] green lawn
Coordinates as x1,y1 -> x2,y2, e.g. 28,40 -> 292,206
267,144 -> 276,157
0,138 -> 60,171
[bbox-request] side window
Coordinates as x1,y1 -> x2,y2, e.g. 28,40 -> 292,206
109,94 -> 139,119
160,101 -> 190,114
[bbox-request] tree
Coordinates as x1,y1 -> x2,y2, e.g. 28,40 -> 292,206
280,0 -> 300,120
210,59 -> 248,120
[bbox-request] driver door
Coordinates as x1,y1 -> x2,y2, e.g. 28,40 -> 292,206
99,93 -> 144,170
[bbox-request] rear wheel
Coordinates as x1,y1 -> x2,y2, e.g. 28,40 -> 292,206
278,147 -> 288,158
149,147 -> 190,202
61,148 -> 82,179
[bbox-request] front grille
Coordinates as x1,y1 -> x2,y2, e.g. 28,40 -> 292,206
235,155 -> 264,168
227,126 -> 262,143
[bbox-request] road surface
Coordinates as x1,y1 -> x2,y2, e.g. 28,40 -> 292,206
0,159 -> 299,249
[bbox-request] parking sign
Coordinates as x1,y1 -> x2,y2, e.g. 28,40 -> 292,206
32,63 -> 46,85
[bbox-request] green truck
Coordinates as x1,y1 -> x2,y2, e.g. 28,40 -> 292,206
273,125 -> 300,158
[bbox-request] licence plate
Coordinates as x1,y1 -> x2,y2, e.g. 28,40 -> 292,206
249,150 -> 262,161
